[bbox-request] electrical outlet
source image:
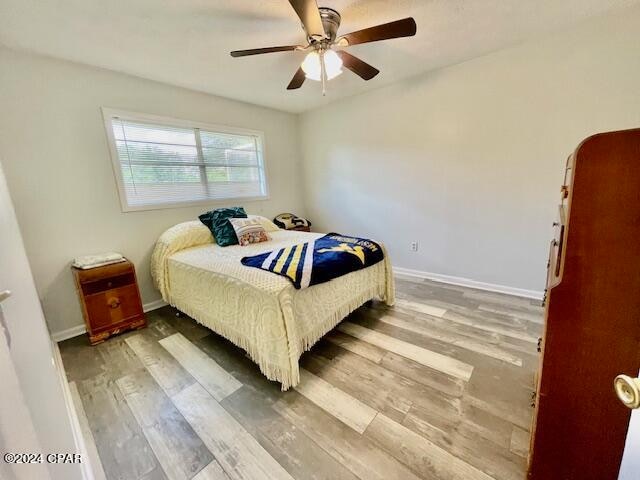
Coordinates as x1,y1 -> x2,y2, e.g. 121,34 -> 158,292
410,241 -> 419,252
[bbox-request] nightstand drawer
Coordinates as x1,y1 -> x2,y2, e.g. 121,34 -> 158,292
81,273 -> 135,296
84,285 -> 142,330
75,261 -> 131,282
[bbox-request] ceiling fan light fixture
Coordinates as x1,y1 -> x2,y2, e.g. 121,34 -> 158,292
302,49 -> 343,81
324,49 -> 344,79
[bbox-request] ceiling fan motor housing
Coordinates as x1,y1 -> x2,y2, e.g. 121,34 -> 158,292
318,7 -> 341,42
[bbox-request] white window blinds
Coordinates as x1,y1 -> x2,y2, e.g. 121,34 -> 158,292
103,110 -> 267,211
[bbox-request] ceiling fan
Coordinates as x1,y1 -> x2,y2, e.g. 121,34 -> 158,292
230,0 -> 417,95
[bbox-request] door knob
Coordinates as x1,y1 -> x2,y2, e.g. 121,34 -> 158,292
614,375 -> 640,409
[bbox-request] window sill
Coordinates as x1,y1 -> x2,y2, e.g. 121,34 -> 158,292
119,195 -> 270,213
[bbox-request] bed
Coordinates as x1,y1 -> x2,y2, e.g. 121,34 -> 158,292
150,218 -> 395,390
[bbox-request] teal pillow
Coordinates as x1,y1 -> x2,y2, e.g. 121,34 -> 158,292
199,207 -> 247,246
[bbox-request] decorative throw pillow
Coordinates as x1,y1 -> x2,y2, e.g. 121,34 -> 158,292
229,218 -> 270,246
246,215 -> 280,233
273,213 -> 311,230
198,207 -> 247,246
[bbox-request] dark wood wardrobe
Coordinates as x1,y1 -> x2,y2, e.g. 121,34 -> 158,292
528,128 -> 640,479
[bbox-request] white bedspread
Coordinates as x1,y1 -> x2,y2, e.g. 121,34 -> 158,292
151,222 -> 394,389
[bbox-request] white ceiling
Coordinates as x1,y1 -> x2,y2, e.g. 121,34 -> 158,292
1,0 -> 637,113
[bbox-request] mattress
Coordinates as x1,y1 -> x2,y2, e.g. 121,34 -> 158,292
152,224 -> 394,389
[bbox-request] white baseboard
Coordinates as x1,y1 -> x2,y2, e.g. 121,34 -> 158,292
51,324 -> 87,343
142,298 -> 168,312
51,299 -> 169,342
51,341 -> 98,480
393,266 -> 544,300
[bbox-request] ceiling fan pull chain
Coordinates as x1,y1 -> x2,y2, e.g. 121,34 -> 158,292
320,49 -> 327,96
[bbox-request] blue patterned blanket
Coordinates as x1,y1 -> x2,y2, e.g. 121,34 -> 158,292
241,233 -> 384,289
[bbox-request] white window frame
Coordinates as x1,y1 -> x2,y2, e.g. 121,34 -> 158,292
101,107 -> 269,212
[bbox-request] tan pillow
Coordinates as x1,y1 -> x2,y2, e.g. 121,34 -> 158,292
247,214 -> 280,233
229,218 -> 270,246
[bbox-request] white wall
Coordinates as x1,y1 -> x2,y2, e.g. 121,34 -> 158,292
299,7 -> 640,294
0,163 -> 82,480
0,47 -> 304,336
3,7 -> 640,337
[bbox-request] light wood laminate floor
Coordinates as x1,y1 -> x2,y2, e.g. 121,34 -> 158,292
60,278 -> 543,480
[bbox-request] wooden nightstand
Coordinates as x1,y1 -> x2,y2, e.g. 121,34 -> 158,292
72,260 -> 146,345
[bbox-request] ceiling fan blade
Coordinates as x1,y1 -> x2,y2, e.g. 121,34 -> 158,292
230,45 -> 300,57
289,0 -> 326,39
336,51 -> 379,80
287,67 -> 306,90
337,17 -> 416,46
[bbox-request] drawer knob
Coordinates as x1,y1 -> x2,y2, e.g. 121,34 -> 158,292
107,281 -> 113,288
108,297 -> 121,309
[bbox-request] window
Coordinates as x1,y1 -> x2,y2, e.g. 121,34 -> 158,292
102,108 -> 268,211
